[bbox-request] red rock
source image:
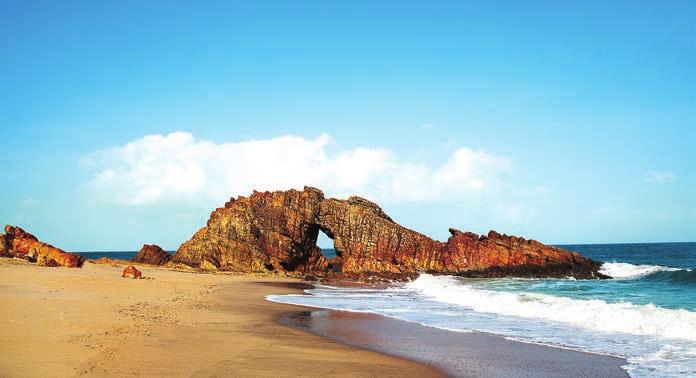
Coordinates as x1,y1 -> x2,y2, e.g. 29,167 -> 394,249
3,225 -> 84,268
439,228 -> 603,278
0,234 -> 9,257
122,265 -> 142,279
132,244 -> 171,265
174,188 -> 327,273
317,198 -> 603,278
317,196 -> 444,275
171,187 -> 605,279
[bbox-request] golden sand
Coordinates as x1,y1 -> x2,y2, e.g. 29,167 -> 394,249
0,258 -> 441,377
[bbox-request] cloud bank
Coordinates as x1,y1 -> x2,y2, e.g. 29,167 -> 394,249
83,132 -> 510,206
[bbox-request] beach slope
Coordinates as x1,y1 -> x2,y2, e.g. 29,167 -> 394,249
0,259 -> 440,377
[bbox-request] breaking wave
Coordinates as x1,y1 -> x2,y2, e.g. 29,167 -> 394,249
600,262 -> 686,279
406,274 -> 696,340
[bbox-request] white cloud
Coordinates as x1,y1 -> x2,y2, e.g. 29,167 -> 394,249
82,132 -> 510,206
645,171 -> 676,184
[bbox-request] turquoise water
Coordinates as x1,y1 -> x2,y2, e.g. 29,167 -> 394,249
268,242 -> 696,377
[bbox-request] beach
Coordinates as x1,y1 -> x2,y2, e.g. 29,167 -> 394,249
0,258 -> 440,377
0,258 -> 627,377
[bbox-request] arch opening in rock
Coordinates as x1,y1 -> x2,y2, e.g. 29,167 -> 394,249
315,227 -> 343,273
316,228 -> 335,258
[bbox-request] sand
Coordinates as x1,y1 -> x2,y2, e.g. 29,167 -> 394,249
0,258 -> 441,377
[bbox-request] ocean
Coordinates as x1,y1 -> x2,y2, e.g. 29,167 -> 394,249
267,242 -> 696,377
78,251 -> 139,260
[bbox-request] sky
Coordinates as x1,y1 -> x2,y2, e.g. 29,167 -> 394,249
1,1 -> 694,251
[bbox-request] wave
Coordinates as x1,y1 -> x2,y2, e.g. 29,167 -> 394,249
643,268 -> 696,284
599,262 -> 687,279
405,274 -> 696,341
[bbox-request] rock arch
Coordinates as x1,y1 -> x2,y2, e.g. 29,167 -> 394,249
171,187 -> 605,279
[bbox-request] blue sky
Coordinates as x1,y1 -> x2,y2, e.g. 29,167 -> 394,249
1,1 -> 694,251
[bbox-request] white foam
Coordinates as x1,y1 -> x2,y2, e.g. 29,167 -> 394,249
600,262 -> 684,279
406,274 -> 696,341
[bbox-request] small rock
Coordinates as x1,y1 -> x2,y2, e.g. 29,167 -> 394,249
122,265 -> 142,279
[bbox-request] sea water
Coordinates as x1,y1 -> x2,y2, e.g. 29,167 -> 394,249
78,251 -> 139,260
267,242 -> 696,377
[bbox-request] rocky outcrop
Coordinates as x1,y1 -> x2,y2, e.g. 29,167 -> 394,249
0,233 -> 9,257
438,229 -> 602,278
132,244 -> 171,265
172,187 -> 606,279
122,265 -> 142,279
317,198 -> 604,278
174,188 -> 328,274
2,225 -> 84,267
317,196 -> 443,275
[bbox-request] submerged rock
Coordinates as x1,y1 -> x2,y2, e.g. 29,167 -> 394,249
171,187 -> 605,279
132,244 -> 171,266
122,265 -> 142,279
2,225 -> 84,268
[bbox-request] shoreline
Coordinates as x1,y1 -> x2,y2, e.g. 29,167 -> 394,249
0,258 -> 628,377
276,308 -> 629,377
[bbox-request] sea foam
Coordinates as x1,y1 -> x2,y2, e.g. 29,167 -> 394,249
406,274 -> 696,340
599,262 -> 685,279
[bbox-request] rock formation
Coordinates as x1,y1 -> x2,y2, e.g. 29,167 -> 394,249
0,232 -> 9,257
175,188 -> 328,274
439,229 -> 601,278
132,244 -> 171,265
172,187 -> 606,279
122,265 -> 142,279
1,225 -> 84,267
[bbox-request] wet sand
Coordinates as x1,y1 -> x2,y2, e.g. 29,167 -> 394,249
280,309 -> 629,377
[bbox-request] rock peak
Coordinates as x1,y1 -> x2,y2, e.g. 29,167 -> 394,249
346,196 -> 393,222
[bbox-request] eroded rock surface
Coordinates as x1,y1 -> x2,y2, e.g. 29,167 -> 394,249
132,244 -> 171,266
0,233 -> 9,257
2,225 -> 84,267
172,187 -> 605,279
122,265 -> 142,279
439,228 -> 602,278
174,188 -> 328,273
